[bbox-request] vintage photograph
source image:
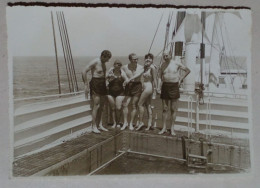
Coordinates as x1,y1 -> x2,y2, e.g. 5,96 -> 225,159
7,4 -> 252,176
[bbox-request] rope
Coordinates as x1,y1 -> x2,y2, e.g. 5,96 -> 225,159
148,13 -> 164,53
56,11 -> 72,92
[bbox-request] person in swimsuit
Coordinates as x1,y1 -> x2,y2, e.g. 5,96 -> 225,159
157,51 -> 190,135
82,50 -> 112,133
127,53 -> 157,131
121,53 -> 143,130
106,60 -> 128,128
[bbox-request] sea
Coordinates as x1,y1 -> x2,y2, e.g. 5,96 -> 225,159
13,56 -> 162,99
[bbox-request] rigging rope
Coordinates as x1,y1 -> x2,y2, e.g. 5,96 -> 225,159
148,13 -> 164,53
56,11 -> 72,92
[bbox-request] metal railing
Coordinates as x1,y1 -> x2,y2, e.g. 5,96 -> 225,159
187,95 -> 193,138
14,91 -> 85,102
181,89 -> 248,100
206,97 -> 212,139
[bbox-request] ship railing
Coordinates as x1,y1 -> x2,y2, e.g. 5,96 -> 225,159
14,91 -> 85,102
187,95 -> 193,138
206,97 -> 212,140
181,90 -> 248,100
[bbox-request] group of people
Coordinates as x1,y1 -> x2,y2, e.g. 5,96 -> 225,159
82,50 -> 190,136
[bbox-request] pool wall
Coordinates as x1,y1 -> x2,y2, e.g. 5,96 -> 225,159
45,132 -> 124,176
125,131 -> 251,170
44,131 -> 250,176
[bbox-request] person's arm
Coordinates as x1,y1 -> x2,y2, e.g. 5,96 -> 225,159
156,65 -> 163,94
177,61 -> 190,85
128,66 -> 144,81
105,68 -> 114,88
106,67 -> 115,81
151,65 -> 158,90
81,60 -> 96,98
121,69 -> 129,81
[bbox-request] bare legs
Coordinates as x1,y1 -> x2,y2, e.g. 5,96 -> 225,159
145,102 -> 153,130
91,95 -> 101,133
115,96 -> 125,126
136,82 -> 153,130
158,99 -> 168,135
97,95 -> 108,132
122,97 -> 131,130
108,95 -> 125,128
129,96 -> 139,130
170,100 -> 178,135
159,99 -> 178,135
122,96 -> 139,130
107,95 -> 117,128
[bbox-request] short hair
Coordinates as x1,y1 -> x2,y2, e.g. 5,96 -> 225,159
128,53 -> 136,60
114,59 -> 122,65
145,53 -> 154,60
101,50 -> 112,58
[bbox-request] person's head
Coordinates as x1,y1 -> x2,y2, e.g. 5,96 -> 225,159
144,53 -> 154,67
128,53 -> 138,63
100,50 -> 112,63
113,59 -> 122,70
162,51 -> 171,62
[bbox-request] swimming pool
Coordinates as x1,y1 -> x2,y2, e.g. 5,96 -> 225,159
45,131 -> 250,176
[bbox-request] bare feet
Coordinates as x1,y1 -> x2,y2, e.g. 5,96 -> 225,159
171,130 -> 176,136
158,128 -> 167,135
99,124 -> 108,132
136,122 -> 144,131
111,123 -> 116,129
129,123 -> 134,131
145,123 -> 151,131
121,123 -> 128,130
171,125 -> 176,136
92,126 -> 101,134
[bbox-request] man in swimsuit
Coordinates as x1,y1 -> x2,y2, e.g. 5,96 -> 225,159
121,53 -> 143,130
157,52 -> 190,135
82,50 -> 112,133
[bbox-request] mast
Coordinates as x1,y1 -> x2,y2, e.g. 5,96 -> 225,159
196,11 -> 206,104
51,11 -> 61,94
174,11 -> 186,57
200,11 -> 206,86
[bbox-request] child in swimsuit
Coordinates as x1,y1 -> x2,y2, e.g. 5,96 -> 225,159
106,60 -> 128,128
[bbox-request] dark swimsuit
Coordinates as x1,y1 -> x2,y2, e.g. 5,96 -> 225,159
160,82 -> 180,100
89,77 -> 107,96
124,64 -> 142,97
125,81 -> 142,97
108,70 -> 125,97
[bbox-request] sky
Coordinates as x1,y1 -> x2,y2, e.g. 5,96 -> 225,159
6,6 -> 251,57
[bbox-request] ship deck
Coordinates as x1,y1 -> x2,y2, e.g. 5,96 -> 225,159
13,126 -> 250,177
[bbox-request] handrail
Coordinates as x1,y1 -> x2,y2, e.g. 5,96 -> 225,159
181,89 -> 248,99
206,97 -> 212,139
14,91 -> 85,102
187,95 -> 193,138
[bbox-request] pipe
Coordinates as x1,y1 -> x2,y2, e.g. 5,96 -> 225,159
181,136 -> 187,160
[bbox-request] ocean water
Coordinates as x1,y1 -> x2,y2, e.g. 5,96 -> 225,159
13,56 -> 162,99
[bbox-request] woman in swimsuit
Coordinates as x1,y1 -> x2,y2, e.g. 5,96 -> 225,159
106,60 -> 128,128
126,53 -> 158,130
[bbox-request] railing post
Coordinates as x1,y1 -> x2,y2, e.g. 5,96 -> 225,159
195,94 -> 200,132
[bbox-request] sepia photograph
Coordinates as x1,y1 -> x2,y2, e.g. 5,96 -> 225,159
7,3 -> 252,177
